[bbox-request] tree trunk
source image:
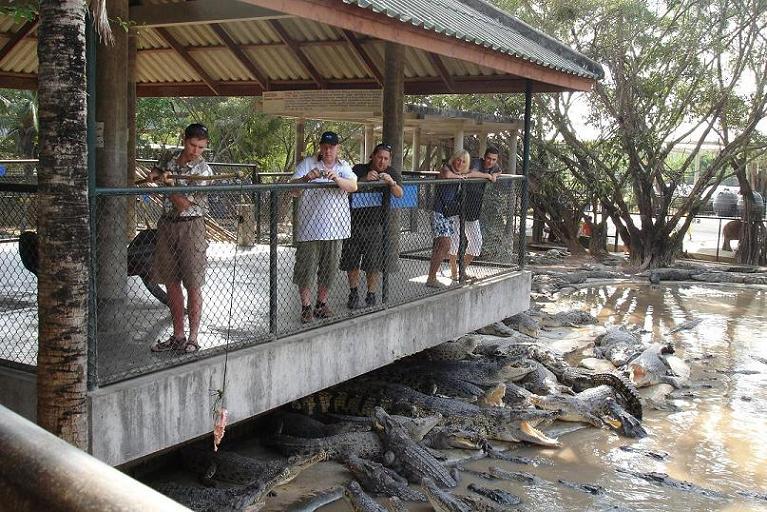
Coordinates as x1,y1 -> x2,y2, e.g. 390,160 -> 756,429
735,176 -> 761,265
36,0 -> 90,449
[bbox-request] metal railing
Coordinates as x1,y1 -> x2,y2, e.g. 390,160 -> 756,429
0,404 -> 190,511
0,162 -> 525,386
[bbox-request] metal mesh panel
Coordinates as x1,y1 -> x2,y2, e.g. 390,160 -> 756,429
90,175 -> 524,384
0,187 -> 38,368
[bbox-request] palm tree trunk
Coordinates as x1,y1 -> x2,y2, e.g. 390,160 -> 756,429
36,0 -> 90,449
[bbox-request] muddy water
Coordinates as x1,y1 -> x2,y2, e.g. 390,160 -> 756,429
265,283 -> 767,512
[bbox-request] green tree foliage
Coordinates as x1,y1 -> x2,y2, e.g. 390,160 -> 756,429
505,0 -> 767,267
0,89 -> 38,159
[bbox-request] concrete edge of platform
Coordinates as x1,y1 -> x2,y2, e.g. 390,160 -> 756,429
0,365 -> 36,421
88,270 -> 531,465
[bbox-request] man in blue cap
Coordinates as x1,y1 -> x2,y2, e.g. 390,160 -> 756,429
290,131 -> 358,323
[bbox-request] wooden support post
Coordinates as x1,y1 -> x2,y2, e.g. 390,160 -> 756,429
95,0 -> 129,302
381,41 -> 405,301
411,127 -> 421,172
126,25 -> 137,241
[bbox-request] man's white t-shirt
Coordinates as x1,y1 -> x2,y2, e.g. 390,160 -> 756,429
292,155 -> 357,242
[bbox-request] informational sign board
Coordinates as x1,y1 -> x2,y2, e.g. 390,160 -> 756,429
262,90 -> 382,116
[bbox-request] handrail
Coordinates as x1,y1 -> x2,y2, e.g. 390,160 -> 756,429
0,405 -> 190,511
94,175 -> 526,196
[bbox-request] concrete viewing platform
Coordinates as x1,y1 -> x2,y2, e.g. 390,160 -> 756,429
0,240 -> 530,465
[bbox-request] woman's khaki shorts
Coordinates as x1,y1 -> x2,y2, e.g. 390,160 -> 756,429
151,217 -> 208,289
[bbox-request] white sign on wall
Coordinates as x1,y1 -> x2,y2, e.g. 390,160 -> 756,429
262,89 -> 382,116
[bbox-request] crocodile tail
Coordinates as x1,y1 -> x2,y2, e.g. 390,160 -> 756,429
592,373 -> 643,420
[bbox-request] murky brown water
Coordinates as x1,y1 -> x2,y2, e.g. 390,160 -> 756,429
266,283 -> 767,512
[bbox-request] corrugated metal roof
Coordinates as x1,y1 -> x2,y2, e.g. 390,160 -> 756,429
0,0 -> 601,94
342,0 -> 602,79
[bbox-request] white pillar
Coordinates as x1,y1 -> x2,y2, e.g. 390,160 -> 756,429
453,126 -> 465,153
509,129 -> 518,174
411,127 -> 421,172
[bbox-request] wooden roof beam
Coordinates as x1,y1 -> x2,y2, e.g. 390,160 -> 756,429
239,0 -> 596,92
268,20 -> 326,89
155,27 -> 221,95
130,0 -> 289,28
210,24 -> 270,90
341,29 -> 382,86
0,17 -> 39,66
427,52 -> 455,92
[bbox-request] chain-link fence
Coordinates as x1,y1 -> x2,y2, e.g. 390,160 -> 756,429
0,180 -> 38,369
90,175 -> 524,384
0,163 -> 524,383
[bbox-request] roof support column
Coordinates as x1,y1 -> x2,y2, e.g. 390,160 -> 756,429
126,25 -> 137,243
478,132 -> 487,157
382,42 -> 404,170
381,41 -> 404,302
453,126 -> 465,153
95,0 -> 129,306
411,126 -> 421,172
508,129 -> 518,174
518,81 -> 532,267
295,118 -> 305,164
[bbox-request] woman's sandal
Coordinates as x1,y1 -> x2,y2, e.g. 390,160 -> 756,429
151,335 -> 184,352
176,338 -> 200,354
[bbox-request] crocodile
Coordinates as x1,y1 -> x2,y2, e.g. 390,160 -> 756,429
463,466 -> 545,485
422,426 -> 488,451
421,335 -> 482,360
530,385 -> 647,438
626,343 -> 684,388
484,447 -> 554,466
437,410 -> 561,448
180,446 -> 322,486
153,451 -> 327,511
538,309 -> 598,328
476,321 -> 520,337
375,357 -> 536,387
502,311 -> 541,337
344,454 -> 427,502
594,327 -> 645,366
527,348 -> 643,419
265,430 -> 385,460
618,445 -> 668,460
421,477 -> 471,512
372,407 -> 458,488
517,358 -> 570,395
344,480 -> 388,512
558,479 -> 604,495
453,494 -> 511,512
385,497 -> 409,512
318,413 -> 442,442
615,468 -> 729,499
467,483 -> 522,506
267,411 -> 371,438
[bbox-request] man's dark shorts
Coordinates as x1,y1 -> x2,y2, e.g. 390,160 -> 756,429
340,223 -> 384,272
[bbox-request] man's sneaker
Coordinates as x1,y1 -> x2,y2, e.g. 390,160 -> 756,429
314,302 -> 334,319
301,305 -> 313,324
365,292 -> 377,307
347,290 -> 361,310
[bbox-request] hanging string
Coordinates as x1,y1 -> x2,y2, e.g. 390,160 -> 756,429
211,176 -> 246,451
